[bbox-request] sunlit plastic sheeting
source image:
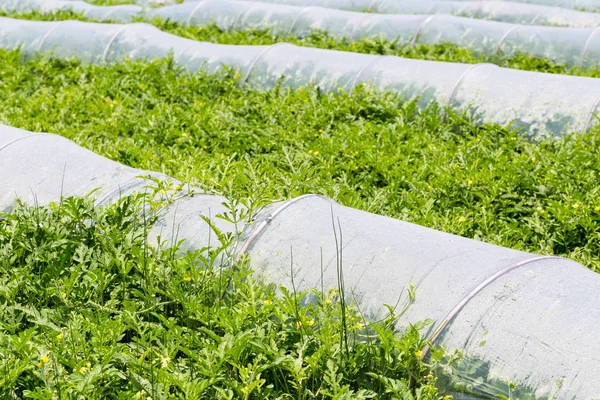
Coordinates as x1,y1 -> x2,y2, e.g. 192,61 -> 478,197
159,1 -> 600,68
62,0 -> 175,6
1,123 -> 599,399
0,0 -> 144,21
190,0 -> 600,27
2,17 -> 600,136
0,126 -> 232,252
5,0 -> 600,68
434,0 -> 600,12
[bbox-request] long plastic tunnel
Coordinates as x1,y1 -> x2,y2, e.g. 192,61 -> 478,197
6,0 -> 600,68
431,0 -> 600,12
11,0 -> 600,28
2,17 -> 600,138
2,123 -> 599,398
178,0 -> 600,27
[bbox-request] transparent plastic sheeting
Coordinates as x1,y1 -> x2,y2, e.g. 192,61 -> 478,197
1,124 -> 599,399
8,0 -> 600,29
180,0 -> 600,27
3,18 -> 600,137
6,0 -> 600,68
433,0 -> 600,12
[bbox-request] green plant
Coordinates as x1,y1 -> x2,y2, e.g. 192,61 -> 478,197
2,9 -> 600,78
2,50 -> 600,272
0,192 -> 445,399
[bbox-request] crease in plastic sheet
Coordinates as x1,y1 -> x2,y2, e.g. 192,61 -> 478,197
6,0 -> 600,69
176,0 -> 600,27
1,123 -> 600,398
2,17 -> 600,137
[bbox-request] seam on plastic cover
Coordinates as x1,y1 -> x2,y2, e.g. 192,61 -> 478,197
579,27 -> 600,68
237,194 -> 319,256
348,13 -> 374,41
101,6 -> 123,21
242,42 -> 288,84
37,21 -> 66,53
446,63 -> 487,106
349,56 -> 383,95
422,255 -> 562,358
0,133 -> 48,154
584,95 -> 600,132
232,2 -> 258,31
529,10 -> 546,25
288,6 -> 314,35
186,0 -> 206,27
411,14 -> 437,48
494,26 -> 520,55
367,0 -> 378,12
173,42 -> 201,63
102,25 -> 131,63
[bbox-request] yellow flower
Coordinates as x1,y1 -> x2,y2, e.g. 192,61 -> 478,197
595,206 -> 600,211
324,298 -> 331,305
79,367 -> 88,374
353,321 -> 364,330
415,350 -> 423,358
40,355 -> 49,364
36,362 -> 42,368
573,203 -> 580,209
183,274 -> 192,282
263,299 -> 272,305
56,332 -> 64,341
306,319 -> 315,327
135,391 -> 144,399
458,216 -> 466,222
467,179 -> 473,185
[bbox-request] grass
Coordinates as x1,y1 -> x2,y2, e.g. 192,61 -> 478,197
0,193 -> 449,398
2,50 -> 600,274
2,9 -> 600,78
1,7 -> 600,398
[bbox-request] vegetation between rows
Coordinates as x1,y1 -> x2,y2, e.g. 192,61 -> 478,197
0,193 -> 453,398
1,50 -> 600,275
2,9 -> 600,78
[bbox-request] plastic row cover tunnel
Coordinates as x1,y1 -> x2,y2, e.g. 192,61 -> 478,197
2,17 -> 600,137
432,0 -> 600,12
178,0 -> 600,27
1,123 -> 599,398
6,0 -> 600,68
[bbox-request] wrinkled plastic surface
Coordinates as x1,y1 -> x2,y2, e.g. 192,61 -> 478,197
1,123 -> 600,399
6,0 -> 600,28
190,0 -> 600,27
5,0 -> 600,68
0,126 -> 232,252
2,17 -> 600,137
435,0 -> 600,12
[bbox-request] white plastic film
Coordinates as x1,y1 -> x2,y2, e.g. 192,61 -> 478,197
5,0 -> 600,69
178,0 -> 600,27
1,123 -> 599,399
2,17 -> 600,137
